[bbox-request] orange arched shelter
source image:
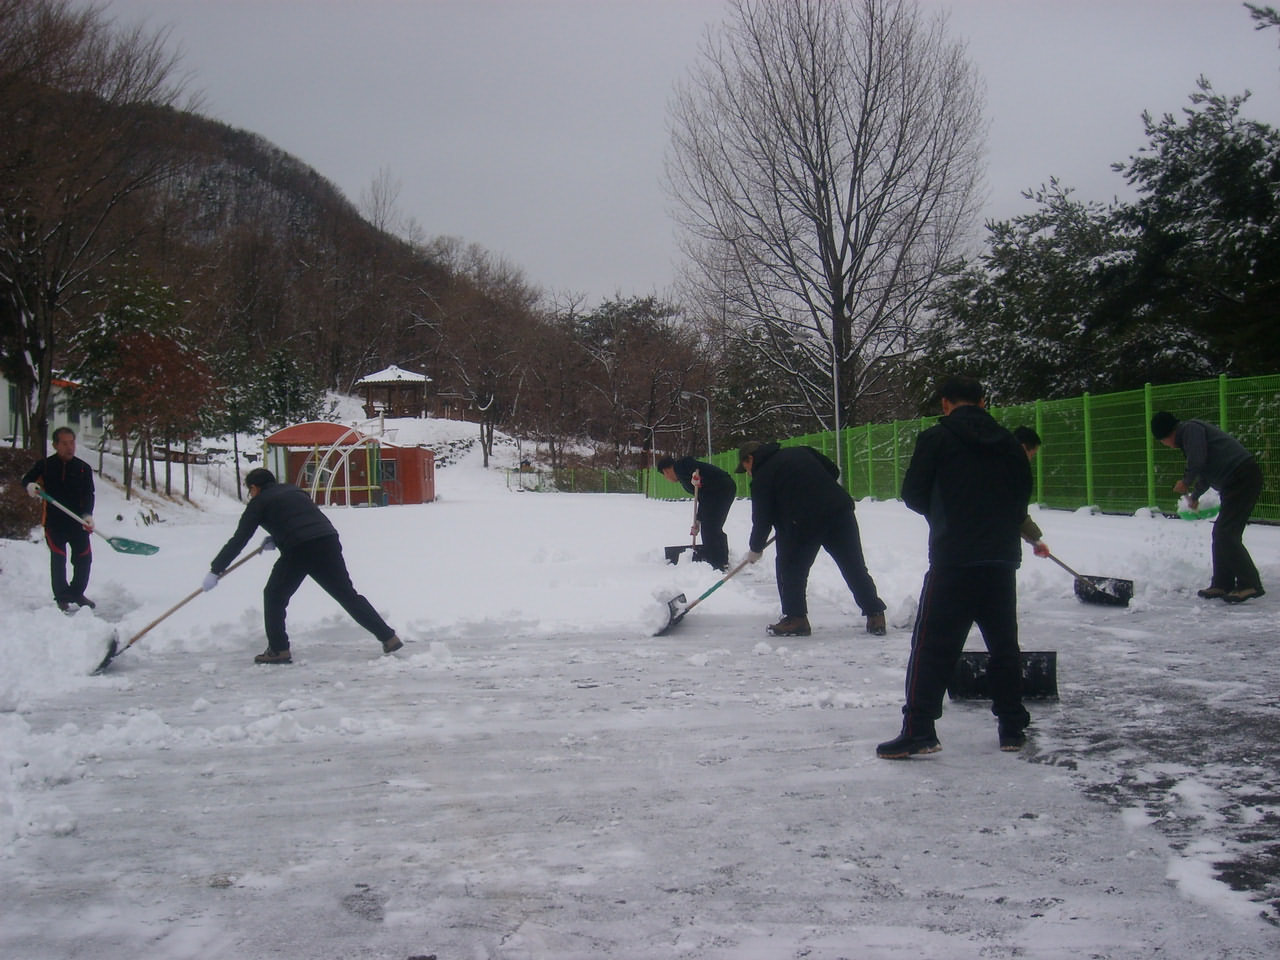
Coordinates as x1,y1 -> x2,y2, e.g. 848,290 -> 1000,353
262,422 -> 435,506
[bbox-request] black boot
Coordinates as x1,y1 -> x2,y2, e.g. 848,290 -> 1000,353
876,718 -> 940,759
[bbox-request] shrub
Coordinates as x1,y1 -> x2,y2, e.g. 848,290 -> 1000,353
0,448 -> 44,541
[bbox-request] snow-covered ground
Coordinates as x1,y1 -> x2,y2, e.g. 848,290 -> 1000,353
2,414 -> 1279,959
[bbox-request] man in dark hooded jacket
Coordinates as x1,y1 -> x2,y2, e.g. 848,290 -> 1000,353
877,376 -> 1032,759
737,440 -> 886,637
204,468 -> 402,664
657,455 -> 735,571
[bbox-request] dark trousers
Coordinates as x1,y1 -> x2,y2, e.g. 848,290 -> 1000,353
1211,458 -> 1263,592
775,509 -> 885,617
903,564 -> 1026,727
696,493 -> 732,570
45,523 -> 91,602
263,535 -> 393,651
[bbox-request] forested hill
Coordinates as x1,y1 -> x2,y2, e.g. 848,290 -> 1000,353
133,104 -> 468,395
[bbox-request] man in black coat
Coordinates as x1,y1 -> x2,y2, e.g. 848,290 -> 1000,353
657,455 -> 736,571
22,426 -> 96,611
736,440 -> 886,637
877,376 -> 1032,759
204,468 -> 401,664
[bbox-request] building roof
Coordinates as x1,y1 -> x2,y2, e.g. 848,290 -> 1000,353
264,422 -> 376,447
355,364 -> 431,385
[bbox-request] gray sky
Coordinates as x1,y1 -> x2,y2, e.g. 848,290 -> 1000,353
105,0 -> 1280,304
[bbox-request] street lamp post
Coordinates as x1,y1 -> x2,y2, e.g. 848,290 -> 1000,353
680,390 -> 712,459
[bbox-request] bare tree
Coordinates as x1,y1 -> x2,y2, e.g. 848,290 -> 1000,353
667,0 -> 984,470
0,0 -> 190,452
359,165 -> 403,235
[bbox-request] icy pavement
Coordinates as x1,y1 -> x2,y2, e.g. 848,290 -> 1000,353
4,595 -> 1279,958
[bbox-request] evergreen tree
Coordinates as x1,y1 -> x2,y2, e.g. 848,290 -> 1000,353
1114,79 -> 1280,374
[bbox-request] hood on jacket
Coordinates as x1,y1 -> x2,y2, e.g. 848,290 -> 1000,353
939,405 -> 1011,455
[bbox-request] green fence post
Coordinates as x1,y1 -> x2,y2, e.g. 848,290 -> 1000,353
1144,383 -> 1155,510
846,428 -> 856,496
1219,373 -> 1228,431
863,423 -> 873,498
1033,399 -> 1044,505
892,421 -> 901,499
1083,392 -> 1095,508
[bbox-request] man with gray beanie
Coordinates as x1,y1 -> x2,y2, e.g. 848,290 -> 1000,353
1151,411 -> 1264,603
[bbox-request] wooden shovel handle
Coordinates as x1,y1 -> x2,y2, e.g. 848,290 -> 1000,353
1045,552 -> 1085,581
120,543 -> 267,651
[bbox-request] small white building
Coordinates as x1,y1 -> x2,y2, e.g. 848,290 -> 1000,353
1,373 -> 105,451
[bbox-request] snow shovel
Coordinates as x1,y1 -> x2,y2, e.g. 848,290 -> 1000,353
656,536 -> 774,636
92,541 -> 267,674
947,649 -> 1059,700
664,485 -> 700,564
37,489 -> 159,556
1047,552 -> 1133,607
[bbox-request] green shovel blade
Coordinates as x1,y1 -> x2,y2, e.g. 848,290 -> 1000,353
104,535 -> 159,555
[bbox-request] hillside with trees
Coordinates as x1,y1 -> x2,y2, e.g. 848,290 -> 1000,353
1,0 -> 715,478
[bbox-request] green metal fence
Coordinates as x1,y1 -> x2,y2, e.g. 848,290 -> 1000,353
645,374 -> 1280,523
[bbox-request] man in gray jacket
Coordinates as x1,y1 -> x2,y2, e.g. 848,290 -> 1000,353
1152,412 -> 1264,603
205,468 -> 402,663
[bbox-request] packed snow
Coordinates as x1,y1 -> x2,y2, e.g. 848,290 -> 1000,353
2,411 -> 1279,959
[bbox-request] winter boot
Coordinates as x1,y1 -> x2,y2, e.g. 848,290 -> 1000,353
73,595 -> 96,609
876,719 -> 940,759
1197,586 -> 1227,599
254,648 -> 293,664
1223,586 -> 1265,604
382,634 -> 403,654
865,612 -> 886,636
767,615 -> 811,637
997,709 -> 1031,751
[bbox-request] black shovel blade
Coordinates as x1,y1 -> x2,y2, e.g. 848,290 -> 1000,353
947,650 -> 1058,700
1074,575 -> 1133,607
654,593 -> 688,636
664,545 -> 692,565
91,633 -> 121,675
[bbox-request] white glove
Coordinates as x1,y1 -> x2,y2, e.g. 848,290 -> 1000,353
746,550 -> 763,564
690,522 -> 701,537
261,536 -> 276,551
201,572 -> 220,592
26,482 -> 40,498
81,514 -> 94,531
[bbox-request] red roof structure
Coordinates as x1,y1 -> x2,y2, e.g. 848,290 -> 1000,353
264,422 -> 370,447
261,421 -> 434,506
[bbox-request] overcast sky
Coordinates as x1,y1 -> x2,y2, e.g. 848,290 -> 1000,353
104,0 -> 1280,305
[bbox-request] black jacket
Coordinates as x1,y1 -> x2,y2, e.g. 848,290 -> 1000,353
747,443 -> 852,552
670,456 -> 736,502
210,481 -> 338,573
22,454 -> 95,531
901,405 -> 1030,567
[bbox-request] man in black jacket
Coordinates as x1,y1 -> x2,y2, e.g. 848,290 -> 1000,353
1152,411 -> 1264,604
204,468 -> 401,664
657,455 -> 736,571
736,440 -> 886,637
22,426 -> 96,611
877,376 -> 1032,759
